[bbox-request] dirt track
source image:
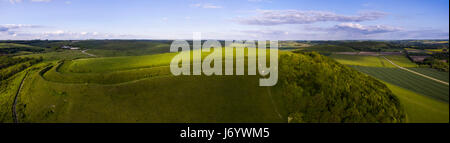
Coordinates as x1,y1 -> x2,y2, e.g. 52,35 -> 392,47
383,56 -> 449,86
12,72 -> 28,123
82,50 -> 97,57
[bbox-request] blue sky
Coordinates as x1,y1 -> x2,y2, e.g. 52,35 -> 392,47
0,0 -> 448,40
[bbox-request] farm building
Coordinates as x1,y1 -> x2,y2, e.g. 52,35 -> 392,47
61,45 -> 80,50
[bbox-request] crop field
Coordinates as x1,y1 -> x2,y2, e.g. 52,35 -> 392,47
351,66 -> 449,102
330,54 -> 418,68
329,54 -> 395,67
330,54 -> 449,122
425,49 -> 448,53
384,55 -> 419,68
408,68 -> 449,83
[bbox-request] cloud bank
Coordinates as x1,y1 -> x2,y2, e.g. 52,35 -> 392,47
9,0 -> 52,3
190,3 -> 222,9
330,23 -> 401,34
0,24 -> 137,40
236,10 -> 387,25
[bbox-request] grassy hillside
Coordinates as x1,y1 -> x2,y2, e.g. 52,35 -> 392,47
384,82 -> 448,123
1,50 -> 405,123
71,40 -> 172,57
0,43 -> 36,49
62,53 -> 177,73
0,70 -> 28,122
17,50 -> 92,61
0,43 -> 44,55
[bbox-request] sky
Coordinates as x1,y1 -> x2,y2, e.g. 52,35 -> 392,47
0,0 -> 449,40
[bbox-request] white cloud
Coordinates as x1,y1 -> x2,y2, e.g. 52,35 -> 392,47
8,0 -> 52,4
248,0 -> 270,2
1,30 -> 138,40
31,0 -> 52,2
0,24 -> 41,33
331,23 -> 401,34
9,0 -> 23,4
0,24 -> 140,40
190,3 -> 222,9
236,10 -> 387,25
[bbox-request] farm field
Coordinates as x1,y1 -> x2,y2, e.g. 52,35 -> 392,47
384,55 -> 419,68
330,54 -> 449,122
351,66 -> 449,102
329,54 -> 418,68
71,40 -> 172,57
0,43 -> 36,49
17,50 -> 93,61
408,67 -> 450,83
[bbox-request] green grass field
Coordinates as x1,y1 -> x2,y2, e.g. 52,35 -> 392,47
63,53 -> 177,73
330,54 -> 449,122
384,55 -> 419,68
18,71 -> 283,123
0,70 -> 28,122
0,43 -> 37,49
71,40 -> 171,57
330,54 -> 418,68
383,82 -> 448,123
17,50 -> 92,61
408,67 -> 449,83
330,54 -> 394,67
351,66 -> 449,102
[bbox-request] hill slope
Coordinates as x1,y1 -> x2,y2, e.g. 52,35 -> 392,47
1,51 -> 405,123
